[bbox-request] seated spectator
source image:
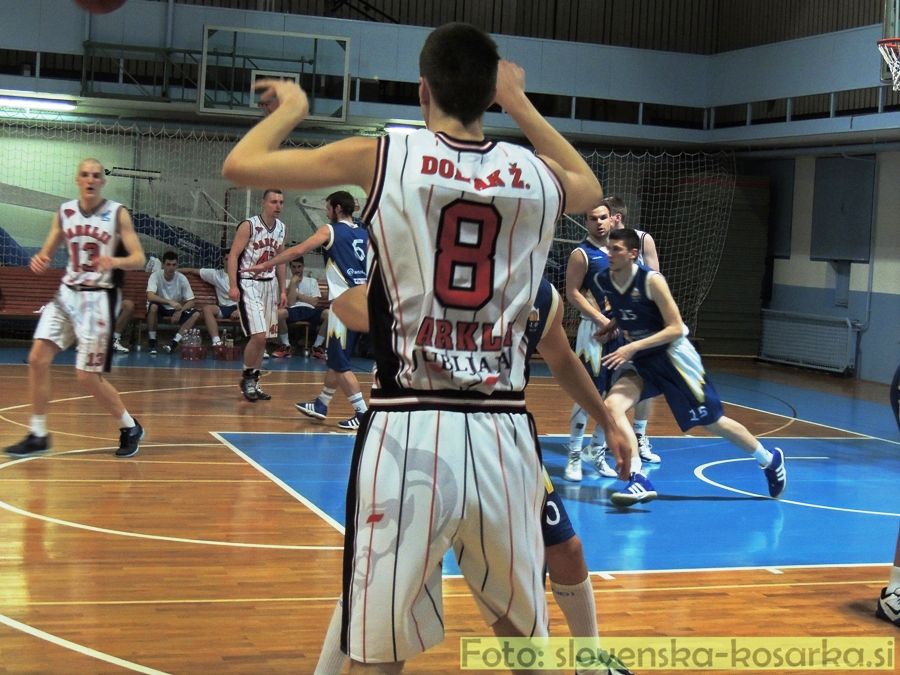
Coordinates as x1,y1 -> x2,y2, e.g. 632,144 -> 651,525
112,298 -> 135,353
182,251 -> 239,350
146,250 -> 201,354
272,256 -> 327,358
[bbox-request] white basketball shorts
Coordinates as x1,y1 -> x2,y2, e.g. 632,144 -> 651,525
341,399 -> 548,664
237,277 -> 278,338
34,284 -> 119,373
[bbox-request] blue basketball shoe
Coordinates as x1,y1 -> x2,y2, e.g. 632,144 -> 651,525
610,472 -> 657,507
763,447 -> 786,499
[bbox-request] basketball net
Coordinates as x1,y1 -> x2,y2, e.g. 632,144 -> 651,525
878,38 -> 900,91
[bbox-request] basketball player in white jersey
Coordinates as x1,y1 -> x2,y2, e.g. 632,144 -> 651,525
5,158 -> 146,459
605,195 -> 662,465
223,22 -> 624,672
313,282 -> 632,675
227,189 -> 287,401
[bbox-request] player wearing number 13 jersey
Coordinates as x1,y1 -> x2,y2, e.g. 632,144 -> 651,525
222,22 -> 613,670
5,158 -> 146,459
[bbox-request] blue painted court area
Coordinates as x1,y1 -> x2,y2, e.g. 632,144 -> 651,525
220,431 -> 900,573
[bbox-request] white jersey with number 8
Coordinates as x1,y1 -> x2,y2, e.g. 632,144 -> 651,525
360,129 -> 564,396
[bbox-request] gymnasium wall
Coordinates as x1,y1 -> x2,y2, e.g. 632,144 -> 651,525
766,154 -> 900,384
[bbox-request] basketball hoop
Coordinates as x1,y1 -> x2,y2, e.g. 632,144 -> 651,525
878,38 -> 900,91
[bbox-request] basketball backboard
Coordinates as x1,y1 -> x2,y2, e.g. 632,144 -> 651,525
882,0 -> 899,82
199,26 -> 351,121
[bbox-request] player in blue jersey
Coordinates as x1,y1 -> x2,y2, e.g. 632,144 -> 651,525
605,196 -> 662,467
246,190 -> 369,430
315,279 -> 633,675
565,203 -> 619,481
596,228 -> 786,507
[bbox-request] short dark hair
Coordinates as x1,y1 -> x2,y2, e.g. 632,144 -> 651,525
162,250 -> 178,263
262,188 -> 283,200
326,190 -> 356,217
290,256 -> 305,265
602,196 -> 627,221
419,23 -> 499,127
608,227 -> 640,252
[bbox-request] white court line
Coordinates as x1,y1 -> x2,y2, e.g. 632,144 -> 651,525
0,613 -> 171,674
0,447 -> 342,550
694,456 -> 900,517
212,431 -> 345,534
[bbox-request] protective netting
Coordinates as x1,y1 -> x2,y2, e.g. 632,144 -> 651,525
0,117 -> 734,336
878,39 -> 900,92
0,116 -> 324,271
545,150 -> 736,336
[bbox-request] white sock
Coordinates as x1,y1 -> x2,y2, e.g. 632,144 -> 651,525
279,333 -> 290,346
888,566 -> 900,594
173,333 -> 183,344
633,419 -> 648,436
753,443 -> 773,467
569,404 -> 587,454
30,415 -> 48,438
590,426 -> 606,449
113,332 -> 122,341
348,392 -> 367,414
551,577 -> 599,644
118,412 -> 135,429
318,387 -> 336,408
313,335 -> 325,348
148,331 -> 157,340
315,599 -> 346,675
633,457 -> 643,476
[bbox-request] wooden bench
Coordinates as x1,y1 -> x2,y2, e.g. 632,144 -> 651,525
0,266 -> 329,349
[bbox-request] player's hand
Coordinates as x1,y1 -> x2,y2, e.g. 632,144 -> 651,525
604,423 -> 632,481
170,301 -> 182,311
494,60 -> 526,111
96,256 -> 116,272
30,252 -> 51,274
228,286 -> 240,302
254,79 -> 309,120
601,343 -> 638,370
244,263 -> 268,275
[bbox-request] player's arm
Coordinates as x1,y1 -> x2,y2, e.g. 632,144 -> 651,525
285,274 -> 301,306
222,80 -> 377,192
332,283 -> 368,333
179,277 -> 196,311
227,221 -> 251,302
642,233 -> 661,272
493,60 -> 601,214
245,226 -> 330,273
536,293 -> 630,480
564,249 -> 607,326
31,212 -> 65,274
275,246 -> 287,307
601,273 -> 684,370
146,289 -> 178,309
99,208 -> 145,272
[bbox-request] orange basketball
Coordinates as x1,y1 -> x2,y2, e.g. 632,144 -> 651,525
73,0 -> 127,14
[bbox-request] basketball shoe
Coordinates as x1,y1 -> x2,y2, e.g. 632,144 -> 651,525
337,412 -> 365,430
240,373 -> 259,402
876,587 -> 900,626
564,446 -> 583,482
590,444 -> 618,478
5,433 -> 50,457
763,447 -> 787,498
296,399 -> 328,420
148,339 -> 158,355
254,375 -> 272,401
610,473 -> 657,507
112,338 -> 129,353
116,421 -> 143,458
636,433 -> 661,463
272,344 -> 293,358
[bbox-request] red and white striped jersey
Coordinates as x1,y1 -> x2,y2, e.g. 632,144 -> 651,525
360,129 -> 564,396
59,199 -> 122,288
237,215 -> 285,280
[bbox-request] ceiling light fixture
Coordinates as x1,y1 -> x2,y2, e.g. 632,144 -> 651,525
0,96 -> 77,112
